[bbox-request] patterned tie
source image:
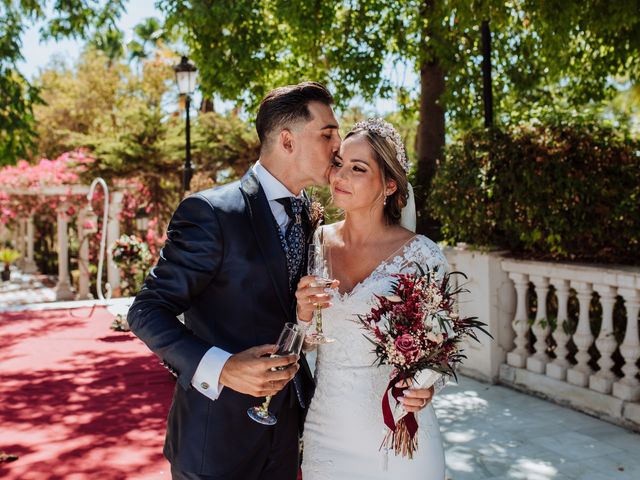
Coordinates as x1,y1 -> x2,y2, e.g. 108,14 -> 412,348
276,197 -> 308,408
276,197 -> 306,290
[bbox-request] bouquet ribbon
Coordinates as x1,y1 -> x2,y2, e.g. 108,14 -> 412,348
381,374 -> 419,456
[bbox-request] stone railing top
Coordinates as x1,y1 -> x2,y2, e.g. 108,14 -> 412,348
441,244 -> 639,289
501,257 -> 640,290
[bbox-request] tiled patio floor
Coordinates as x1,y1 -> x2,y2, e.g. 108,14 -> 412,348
436,376 -> 640,480
0,271 -> 57,308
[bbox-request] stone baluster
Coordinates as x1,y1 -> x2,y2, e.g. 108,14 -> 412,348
613,289 -> 640,401
54,205 -> 75,300
16,218 -> 26,269
106,191 -> 123,296
527,275 -> 550,373
589,285 -> 618,393
566,281 -> 594,387
506,272 -> 530,368
22,215 -> 38,274
76,207 -> 91,300
546,279 -> 571,380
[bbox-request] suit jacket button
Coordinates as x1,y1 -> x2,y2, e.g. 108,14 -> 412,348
201,382 -> 210,390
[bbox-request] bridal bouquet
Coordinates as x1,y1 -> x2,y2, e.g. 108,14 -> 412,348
359,265 -> 489,459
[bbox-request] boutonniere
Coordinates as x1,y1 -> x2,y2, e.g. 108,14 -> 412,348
309,200 -> 325,232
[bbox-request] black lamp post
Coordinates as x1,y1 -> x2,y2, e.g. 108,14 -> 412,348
173,56 -> 198,194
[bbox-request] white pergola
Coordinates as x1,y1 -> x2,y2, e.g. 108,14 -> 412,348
0,184 -> 124,300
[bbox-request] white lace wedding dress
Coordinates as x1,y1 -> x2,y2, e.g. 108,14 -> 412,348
302,234 -> 447,480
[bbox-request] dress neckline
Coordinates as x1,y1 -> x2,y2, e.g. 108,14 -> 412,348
333,234 -> 420,298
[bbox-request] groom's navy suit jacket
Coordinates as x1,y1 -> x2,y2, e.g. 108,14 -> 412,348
127,169 -> 314,477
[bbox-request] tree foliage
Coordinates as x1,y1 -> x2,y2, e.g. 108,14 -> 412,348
31,46 -> 259,231
0,0 -> 127,165
158,0 -> 640,234
160,1 -> 639,123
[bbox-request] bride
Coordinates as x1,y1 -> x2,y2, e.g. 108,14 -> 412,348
295,118 -> 447,479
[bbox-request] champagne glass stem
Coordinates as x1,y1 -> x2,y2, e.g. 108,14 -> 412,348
259,395 -> 272,415
314,306 -> 324,335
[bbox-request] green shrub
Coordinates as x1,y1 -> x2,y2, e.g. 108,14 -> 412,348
430,122 -> 640,265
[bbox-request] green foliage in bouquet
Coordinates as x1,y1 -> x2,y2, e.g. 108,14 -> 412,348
430,120 -> 640,265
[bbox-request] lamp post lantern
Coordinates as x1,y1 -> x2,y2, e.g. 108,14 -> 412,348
173,55 -> 198,194
135,208 -> 150,233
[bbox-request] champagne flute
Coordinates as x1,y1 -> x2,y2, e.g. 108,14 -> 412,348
247,322 -> 305,425
305,242 -> 336,344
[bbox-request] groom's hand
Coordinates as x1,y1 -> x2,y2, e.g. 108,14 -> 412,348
219,344 -> 299,397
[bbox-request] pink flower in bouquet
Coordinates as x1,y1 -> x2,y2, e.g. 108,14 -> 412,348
394,334 -> 421,362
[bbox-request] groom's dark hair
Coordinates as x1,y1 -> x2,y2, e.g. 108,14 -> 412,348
256,82 -> 334,151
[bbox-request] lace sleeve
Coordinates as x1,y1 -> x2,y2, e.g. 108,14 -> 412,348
432,375 -> 448,395
395,235 -> 448,279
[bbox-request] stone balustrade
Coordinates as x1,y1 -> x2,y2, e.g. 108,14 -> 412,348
444,245 -> 640,431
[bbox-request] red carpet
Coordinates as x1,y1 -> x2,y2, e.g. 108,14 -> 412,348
0,306 -> 175,479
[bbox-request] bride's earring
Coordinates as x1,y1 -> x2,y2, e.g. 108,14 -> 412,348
383,195 -> 387,206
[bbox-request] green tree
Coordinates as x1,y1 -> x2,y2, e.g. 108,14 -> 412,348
127,17 -> 168,62
159,0 -> 640,232
89,25 -> 125,65
0,0 -> 127,165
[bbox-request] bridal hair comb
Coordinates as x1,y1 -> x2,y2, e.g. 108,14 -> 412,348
351,117 -> 409,172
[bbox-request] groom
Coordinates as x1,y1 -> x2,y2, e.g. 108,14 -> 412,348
128,82 -> 341,480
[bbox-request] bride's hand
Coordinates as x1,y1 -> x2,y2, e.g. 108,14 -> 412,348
396,378 -> 435,413
295,275 -> 339,323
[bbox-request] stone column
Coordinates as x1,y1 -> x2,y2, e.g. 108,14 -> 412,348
527,275 -> 550,373
567,281 -> 594,387
75,207 -> 92,300
546,279 -> 571,380
16,218 -> 26,269
22,215 -> 38,274
55,206 -> 75,300
613,288 -> 640,401
507,272 -> 530,368
589,284 -> 618,393
106,191 -> 123,295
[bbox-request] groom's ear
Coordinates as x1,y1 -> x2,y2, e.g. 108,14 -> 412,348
279,129 -> 295,154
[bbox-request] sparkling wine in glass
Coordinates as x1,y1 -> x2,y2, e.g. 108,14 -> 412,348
306,243 -> 336,344
247,322 -> 305,425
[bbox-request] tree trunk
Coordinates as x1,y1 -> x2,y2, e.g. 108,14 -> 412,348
481,20 -> 493,128
200,97 -> 214,113
414,0 -> 446,237
415,58 -> 446,236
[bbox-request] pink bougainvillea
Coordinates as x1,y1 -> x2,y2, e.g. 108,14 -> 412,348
0,151 -> 164,291
0,150 -> 94,224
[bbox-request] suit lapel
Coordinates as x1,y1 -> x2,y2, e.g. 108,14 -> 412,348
240,169 -> 291,321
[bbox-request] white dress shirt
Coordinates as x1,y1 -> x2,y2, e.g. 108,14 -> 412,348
191,161 -> 303,401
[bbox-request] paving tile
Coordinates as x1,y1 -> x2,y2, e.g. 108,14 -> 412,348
530,431 -> 623,460
576,451 -> 640,479
434,376 -> 640,480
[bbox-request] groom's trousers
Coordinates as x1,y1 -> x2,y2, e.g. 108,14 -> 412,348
169,395 -> 301,480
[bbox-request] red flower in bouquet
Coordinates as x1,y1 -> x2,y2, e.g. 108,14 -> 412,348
359,264 -> 490,459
